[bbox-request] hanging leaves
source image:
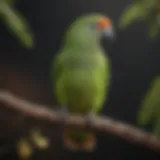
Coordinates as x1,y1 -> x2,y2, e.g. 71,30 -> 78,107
148,16 -> 160,38
138,76 -> 160,125
0,0 -> 34,49
119,0 -> 160,39
138,76 -> 160,136
119,2 -> 147,29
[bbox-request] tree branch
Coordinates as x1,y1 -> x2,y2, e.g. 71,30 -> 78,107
0,90 -> 159,152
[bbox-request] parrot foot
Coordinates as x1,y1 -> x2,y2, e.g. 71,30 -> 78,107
86,112 -> 95,127
59,106 -> 69,122
58,107 -> 69,146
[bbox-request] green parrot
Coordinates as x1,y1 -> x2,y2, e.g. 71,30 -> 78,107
50,13 -> 115,151
138,76 -> 160,136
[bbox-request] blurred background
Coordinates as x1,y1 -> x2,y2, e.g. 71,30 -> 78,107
0,0 -> 160,159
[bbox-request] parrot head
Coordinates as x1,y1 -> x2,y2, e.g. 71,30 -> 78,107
64,13 -> 115,46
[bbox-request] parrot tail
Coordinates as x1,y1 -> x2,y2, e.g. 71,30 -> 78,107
63,128 -> 96,151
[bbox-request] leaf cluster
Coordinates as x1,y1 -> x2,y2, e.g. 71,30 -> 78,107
119,0 -> 160,38
0,0 -> 34,48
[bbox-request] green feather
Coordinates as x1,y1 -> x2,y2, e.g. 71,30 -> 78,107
50,14 -> 112,150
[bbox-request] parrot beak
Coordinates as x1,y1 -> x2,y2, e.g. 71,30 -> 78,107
102,27 -> 115,42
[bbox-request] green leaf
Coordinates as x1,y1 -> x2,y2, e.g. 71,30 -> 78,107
137,76 -> 160,125
149,24 -> 160,38
0,2 -> 34,49
119,2 -> 147,29
148,17 -> 160,38
0,0 -> 14,5
153,116 -> 160,137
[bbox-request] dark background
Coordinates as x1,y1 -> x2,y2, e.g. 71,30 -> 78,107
0,0 -> 159,159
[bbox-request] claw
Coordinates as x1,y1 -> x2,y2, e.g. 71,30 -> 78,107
86,112 -> 95,126
59,106 -> 69,123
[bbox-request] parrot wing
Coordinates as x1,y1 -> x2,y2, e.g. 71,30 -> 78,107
50,52 -> 65,87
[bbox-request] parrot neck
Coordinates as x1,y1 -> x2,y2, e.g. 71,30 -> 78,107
63,38 -> 101,52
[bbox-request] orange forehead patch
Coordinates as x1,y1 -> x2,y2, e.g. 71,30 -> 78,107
97,18 -> 111,29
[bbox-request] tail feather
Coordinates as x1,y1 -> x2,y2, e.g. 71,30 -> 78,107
63,128 -> 96,151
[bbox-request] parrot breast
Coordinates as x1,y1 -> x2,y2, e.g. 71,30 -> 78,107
54,50 -> 109,115
56,69 -> 99,113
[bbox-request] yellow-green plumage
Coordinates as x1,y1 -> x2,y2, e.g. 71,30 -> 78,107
55,50 -> 109,114
51,13 -> 113,151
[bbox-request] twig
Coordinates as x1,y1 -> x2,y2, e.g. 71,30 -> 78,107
0,90 -> 159,152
